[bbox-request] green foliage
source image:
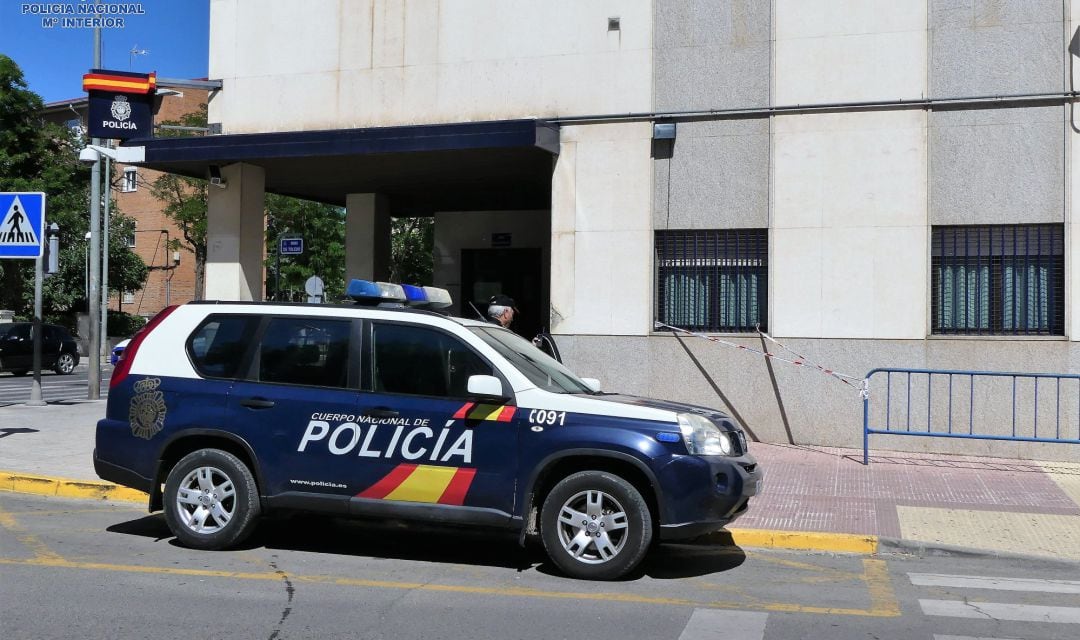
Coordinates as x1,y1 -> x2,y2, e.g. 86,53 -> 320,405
0,54 -> 147,323
106,310 -> 146,337
389,217 -> 434,285
265,195 -> 346,301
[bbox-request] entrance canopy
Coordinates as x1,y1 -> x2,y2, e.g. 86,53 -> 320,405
125,119 -> 559,214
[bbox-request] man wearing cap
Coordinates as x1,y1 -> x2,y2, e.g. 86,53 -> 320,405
486,294 -> 519,329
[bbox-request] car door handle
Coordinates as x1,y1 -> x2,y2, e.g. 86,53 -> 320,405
362,407 -> 399,419
240,397 -> 276,409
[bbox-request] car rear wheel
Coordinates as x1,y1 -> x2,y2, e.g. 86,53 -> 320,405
10,369 -> 28,377
53,353 -> 76,375
540,471 -> 652,580
163,449 -> 261,550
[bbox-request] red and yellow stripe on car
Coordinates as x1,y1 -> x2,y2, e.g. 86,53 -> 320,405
452,402 -> 516,422
357,463 -> 477,505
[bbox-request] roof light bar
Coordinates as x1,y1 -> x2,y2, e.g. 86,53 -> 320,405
421,286 -> 452,309
346,279 -> 452,309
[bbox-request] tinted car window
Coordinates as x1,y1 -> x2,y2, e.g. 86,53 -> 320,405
471,326 -> 593,394
188,315 -> 260,378
3,324 -> 30,341
258,317 -> 351,388
372,323 -> 493,397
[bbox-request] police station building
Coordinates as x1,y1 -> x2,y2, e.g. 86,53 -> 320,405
129,1 -> 1080,461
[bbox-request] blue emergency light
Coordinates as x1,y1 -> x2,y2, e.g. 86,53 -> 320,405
346,279 -> 452,310
401,284 -> 427,306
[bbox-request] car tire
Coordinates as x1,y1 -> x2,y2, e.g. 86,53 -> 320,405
540,470 -> 653,580
10,369 -> 29,377
53,353 -> 76,375
163,449 -> 261,550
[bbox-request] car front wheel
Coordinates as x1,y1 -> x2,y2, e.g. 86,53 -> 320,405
540,470 -> 653,580
163,449 -> 261,550
53,353 -> 76,375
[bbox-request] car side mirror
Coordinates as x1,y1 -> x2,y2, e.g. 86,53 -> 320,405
581,377 -> 601,392
467,374 -> 506,400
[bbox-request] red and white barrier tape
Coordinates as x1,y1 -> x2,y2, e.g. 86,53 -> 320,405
655,322 -> 869,398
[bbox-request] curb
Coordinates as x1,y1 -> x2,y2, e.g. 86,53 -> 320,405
877,536 -> 1080,567
0,471 -> 146,503
726,528 -> 879,554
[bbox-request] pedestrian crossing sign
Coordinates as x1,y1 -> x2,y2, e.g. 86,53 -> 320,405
0,192 -> 46,259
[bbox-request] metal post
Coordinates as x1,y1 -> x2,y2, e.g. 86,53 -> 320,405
862,392 -> 870,465
100,151 -> 110,358
275,233 -> 281,301
28,255 -> 45,406
87,17 -> 102,399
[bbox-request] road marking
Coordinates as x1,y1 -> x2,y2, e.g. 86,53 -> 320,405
920,599 -> 1080,623
910,573 -> 1080,594
934,636 -> 1021,640
0,554 -> 902,617
0,504 -> 64,562
678,609 -> 767,640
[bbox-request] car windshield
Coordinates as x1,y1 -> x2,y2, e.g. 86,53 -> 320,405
469,326 -> 594,394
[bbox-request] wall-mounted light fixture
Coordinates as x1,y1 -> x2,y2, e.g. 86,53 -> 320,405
653,122 -> 677,140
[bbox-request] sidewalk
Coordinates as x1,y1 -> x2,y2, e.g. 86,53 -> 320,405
2,400 -> 1079,562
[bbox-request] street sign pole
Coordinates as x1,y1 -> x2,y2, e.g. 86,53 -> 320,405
87,21 -> 103,400
28,254 -> 45,406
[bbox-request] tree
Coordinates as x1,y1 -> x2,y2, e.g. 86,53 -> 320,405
0,54 -> 147,326
389,216 -> 434,285
264,195 -> 346,301
150,104 -> 209,299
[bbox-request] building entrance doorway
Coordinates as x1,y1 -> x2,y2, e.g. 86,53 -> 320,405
461,248 -> 545,339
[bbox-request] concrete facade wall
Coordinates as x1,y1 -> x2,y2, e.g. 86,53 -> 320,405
209,0 -> 654,132
199,1 -> 1080,460
550,123 -> 654,336
558,334 -> 1080,463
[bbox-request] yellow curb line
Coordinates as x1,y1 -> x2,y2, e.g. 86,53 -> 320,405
0,471 -> 145,503
727,528 -> 879,554
0,470 -> 878,554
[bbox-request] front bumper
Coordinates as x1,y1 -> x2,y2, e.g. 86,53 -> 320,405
656,453 -> 762,541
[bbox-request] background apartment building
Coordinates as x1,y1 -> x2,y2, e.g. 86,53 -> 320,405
127,0 -> 1080,461
45,88 -> 207,321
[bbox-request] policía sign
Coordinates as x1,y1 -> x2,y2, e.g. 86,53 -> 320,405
83,69 -> 156,140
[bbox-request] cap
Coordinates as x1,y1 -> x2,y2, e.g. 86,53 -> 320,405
489,294 -> 519,313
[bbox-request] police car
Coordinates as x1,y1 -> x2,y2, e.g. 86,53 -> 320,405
95,280 -> 761,580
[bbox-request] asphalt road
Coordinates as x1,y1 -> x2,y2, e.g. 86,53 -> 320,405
0,363 -> 110,406
1,492 -> 1078,640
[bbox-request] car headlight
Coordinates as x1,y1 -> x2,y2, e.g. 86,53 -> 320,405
677,413 -> 734,456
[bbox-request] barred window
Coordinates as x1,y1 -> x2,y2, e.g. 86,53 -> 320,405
655,229 -> 768,333
931,224 -> 1064,336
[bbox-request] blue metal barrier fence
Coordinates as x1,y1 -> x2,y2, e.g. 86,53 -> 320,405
862,368 -> 1080,464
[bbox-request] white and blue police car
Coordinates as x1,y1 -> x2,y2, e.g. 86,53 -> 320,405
95,280 -> 761,580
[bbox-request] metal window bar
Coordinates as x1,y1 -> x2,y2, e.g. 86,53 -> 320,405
931,224 -> 1064,336
863,368 -> 1080,464
655,229 -> 768,333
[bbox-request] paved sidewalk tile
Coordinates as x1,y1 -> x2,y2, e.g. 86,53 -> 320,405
739,443 -> 1080,544
896,506 -> 1080,561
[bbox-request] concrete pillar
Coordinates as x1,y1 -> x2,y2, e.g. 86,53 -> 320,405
549,122 -> 653,336
205,163 -> 266,301
345,193 -> 391,281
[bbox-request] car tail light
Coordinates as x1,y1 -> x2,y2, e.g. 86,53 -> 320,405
110,305 -> 178,388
